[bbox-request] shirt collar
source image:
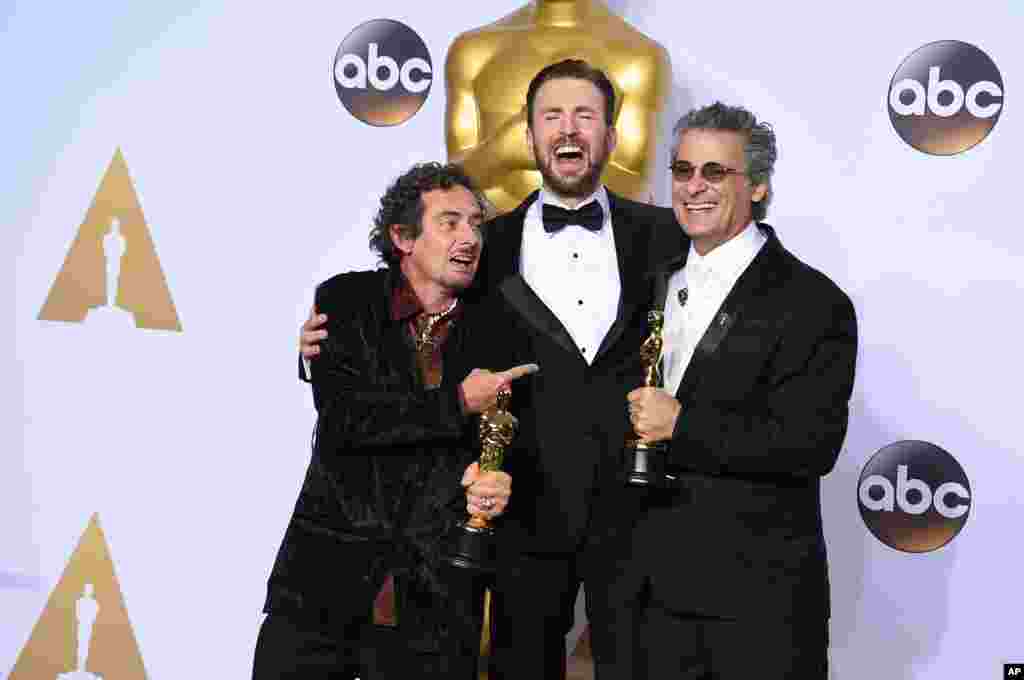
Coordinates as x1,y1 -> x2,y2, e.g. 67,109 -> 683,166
390,272 -> 423,322
686,222 -> 765,284
389,271 -> 463,324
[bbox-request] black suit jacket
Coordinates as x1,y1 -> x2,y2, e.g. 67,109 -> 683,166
466,189 -> 684,556
266,269 -> 477,634
630,224 -> 857,622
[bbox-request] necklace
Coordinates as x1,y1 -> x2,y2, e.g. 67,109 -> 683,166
414,298 -> 458,352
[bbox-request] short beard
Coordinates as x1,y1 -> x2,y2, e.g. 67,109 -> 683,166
534,146 -> 607,200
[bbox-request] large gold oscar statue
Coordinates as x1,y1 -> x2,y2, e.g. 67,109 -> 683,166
445,0 -> 671,213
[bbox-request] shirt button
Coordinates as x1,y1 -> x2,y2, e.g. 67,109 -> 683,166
572,253 -> 579,259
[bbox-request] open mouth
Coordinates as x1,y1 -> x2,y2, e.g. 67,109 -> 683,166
554,143 -> 585,163
684,201 -> 717,214
449,253 -> 477,270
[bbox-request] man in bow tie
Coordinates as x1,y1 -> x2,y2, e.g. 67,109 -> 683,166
620,102 -> 859,678
300,61 -> 683,679
459,59 -> 682,679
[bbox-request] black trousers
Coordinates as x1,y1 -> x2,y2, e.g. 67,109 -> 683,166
488,550 -> 628,680
252,572 -> 485,680
635,600 -> 828,680
252,614 -> 365,680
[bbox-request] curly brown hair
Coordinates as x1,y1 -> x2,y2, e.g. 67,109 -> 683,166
369,162 -> 486,266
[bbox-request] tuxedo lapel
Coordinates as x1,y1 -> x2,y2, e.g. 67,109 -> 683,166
675,225 -> 789,399
483,192 -> 534,283
486,191 -> 580,357
593,193 -> 650,361
498,275 -> 579,355
652,251 -> 687,311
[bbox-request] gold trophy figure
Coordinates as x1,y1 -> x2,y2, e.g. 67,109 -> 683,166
446,389 -> 518,571
626,310 -> 671,486
445,0 -> 671,213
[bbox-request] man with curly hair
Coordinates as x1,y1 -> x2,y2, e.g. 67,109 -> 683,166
254,162 -> 536,679
299,61 -> 685,679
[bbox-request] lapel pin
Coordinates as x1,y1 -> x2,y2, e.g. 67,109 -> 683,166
718,312 -> 729,326
677,287 -> 688,307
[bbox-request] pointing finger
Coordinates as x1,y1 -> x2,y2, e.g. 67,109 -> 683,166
500,363 -> 540,382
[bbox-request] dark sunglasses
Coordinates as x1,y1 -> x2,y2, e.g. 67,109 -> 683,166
669,161 -> 746,183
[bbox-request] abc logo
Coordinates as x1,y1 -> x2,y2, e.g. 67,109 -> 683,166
858,440 -> 971,553
888,40 -> 1004,155
333,19 -> 432,127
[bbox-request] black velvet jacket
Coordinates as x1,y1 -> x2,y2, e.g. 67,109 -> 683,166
263,268 -> 478,629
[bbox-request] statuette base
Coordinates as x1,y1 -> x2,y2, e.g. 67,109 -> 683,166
626,440 -> 671,487
444,521 -> 496,572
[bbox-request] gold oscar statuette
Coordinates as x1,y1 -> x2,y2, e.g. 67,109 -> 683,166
626,310 -> 672,486
445,0 -> 671,213
445,390 -> 517,571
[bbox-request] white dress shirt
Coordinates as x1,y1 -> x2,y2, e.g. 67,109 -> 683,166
662,223 -> 766,396
520,186 -> 621,365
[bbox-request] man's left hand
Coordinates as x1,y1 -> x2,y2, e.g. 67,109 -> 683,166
627,387 -> 681,443
462,462 -> 511,518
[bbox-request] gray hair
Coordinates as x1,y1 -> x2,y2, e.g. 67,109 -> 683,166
671,102 -> 777,222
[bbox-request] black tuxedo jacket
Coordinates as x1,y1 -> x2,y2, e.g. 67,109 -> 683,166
465,189 -> 684,556
266,269 -> 478,635
630,224 -> 857,622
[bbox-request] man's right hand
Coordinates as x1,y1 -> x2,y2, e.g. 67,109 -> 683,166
461,364 -> 539,414
300,305 -> 327,359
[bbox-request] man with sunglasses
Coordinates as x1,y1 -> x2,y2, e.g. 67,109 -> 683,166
619,102 -> 858,678
299,60 -> 685,679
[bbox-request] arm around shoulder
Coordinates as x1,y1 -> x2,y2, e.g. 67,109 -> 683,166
310,273 -> 471,451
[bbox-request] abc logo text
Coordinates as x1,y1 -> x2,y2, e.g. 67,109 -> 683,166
888,40 -> 1003,155
333,19 -> 432,127
858,440 -> 971,553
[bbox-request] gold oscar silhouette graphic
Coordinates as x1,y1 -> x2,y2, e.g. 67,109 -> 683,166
8,514 -> 149,680
61,583 -> 101,680
38,148 -> 182,331
445,0 -> 671,213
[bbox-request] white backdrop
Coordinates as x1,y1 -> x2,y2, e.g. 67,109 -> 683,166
4,1 -> 1022,678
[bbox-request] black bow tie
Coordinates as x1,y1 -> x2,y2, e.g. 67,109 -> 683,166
542,201 -> 604,233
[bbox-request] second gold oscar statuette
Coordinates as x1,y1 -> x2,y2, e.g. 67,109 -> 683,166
625,310 -> 672,487
445,389 -> 517,571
